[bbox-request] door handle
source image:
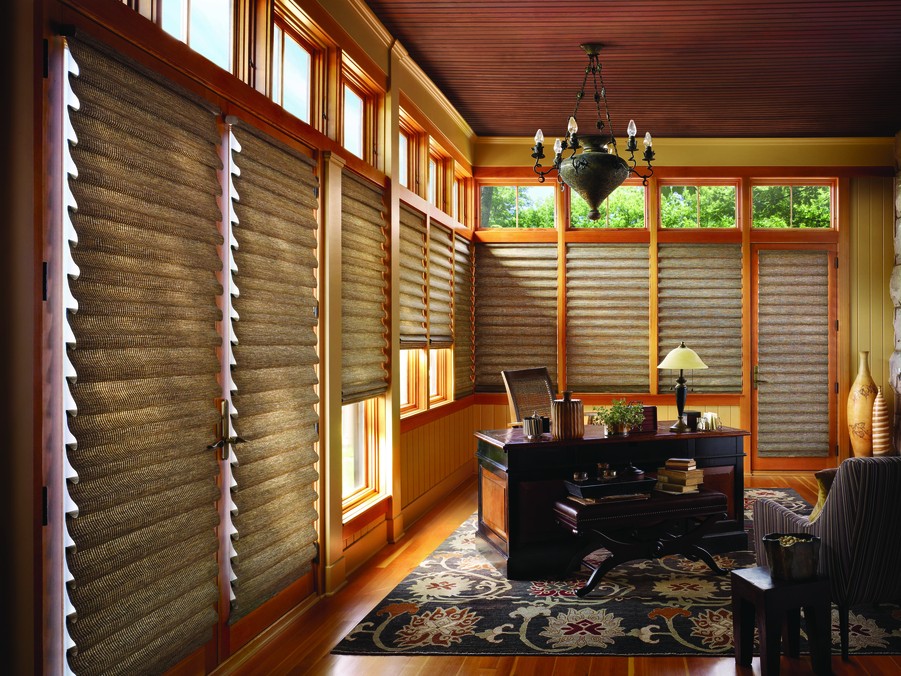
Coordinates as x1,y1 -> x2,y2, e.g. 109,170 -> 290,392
753,365 -> 768,390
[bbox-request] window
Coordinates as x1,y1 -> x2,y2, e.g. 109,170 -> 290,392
660,184 -> 737,228
399,349 -> 422,415
161,0 -> 233,72
452,178 -> 460,221
429,348 -> 451,404
428,156 -> 438,205
343,84 -> 364,158
752,184 -> 832,228
341,399 -> 379,503
570,185 -> 645,228
479,185 -> 556,228
271,23 -> 312,123
398,131 -> 410,187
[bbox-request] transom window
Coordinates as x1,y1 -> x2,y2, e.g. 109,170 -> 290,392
570,185 -> 646,228
271,23 -> 312,123
398,131 -> 410,188
343,84 -> 364,158
480,185 -> 556,229
161,0 -> 233,72
752,184 -> 832,228
660,183 -> 738,228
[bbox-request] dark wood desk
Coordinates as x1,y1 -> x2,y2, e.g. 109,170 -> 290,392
475,422 -> 749,579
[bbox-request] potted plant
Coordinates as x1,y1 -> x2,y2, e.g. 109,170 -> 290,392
592,399 -> 645,436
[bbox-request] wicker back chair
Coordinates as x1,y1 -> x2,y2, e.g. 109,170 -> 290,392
752,456 -> 901,659
501,367 -> 555,424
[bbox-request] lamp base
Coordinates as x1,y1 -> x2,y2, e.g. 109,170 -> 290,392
669,418 -> 690,433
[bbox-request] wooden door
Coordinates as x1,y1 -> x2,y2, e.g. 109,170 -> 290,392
751,245 -> 838,471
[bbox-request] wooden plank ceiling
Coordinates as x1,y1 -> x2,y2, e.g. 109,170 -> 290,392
364,0 -> 901,138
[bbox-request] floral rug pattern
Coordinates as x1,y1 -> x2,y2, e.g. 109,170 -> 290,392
333,489 -> 901,656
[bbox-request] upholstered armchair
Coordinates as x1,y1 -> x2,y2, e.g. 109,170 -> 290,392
752,456 -> 901,658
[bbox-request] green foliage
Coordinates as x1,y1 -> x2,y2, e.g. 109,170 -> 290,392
479,185 -> 554,228
571,186 -> 645,228
660,185 -> 736,228
752,185 -> 830,228
592,399 -> 645,429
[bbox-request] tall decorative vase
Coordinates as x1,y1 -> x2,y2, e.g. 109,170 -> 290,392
872,386 -> 891,455
847,351 -> 878,457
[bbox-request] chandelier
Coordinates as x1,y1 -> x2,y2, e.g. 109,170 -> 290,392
531,43 -> 655,220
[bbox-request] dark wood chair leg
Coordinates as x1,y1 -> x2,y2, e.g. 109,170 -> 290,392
576,554 -> 623,598
684,544 -> 726,575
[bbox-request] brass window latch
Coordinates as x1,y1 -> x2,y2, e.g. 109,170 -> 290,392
208,399 -> 246,460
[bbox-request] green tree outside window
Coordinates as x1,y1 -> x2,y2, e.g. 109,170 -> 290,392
660,185 -> 737,228
571,186 -> 645,228
753,185 -> 830,228
479,185 -> 555,228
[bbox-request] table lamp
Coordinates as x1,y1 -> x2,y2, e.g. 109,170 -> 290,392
657,341 -> 708,432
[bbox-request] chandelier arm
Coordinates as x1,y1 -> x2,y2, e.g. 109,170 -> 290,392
596,63 -> 618,155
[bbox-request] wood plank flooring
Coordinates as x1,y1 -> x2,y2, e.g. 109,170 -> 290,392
221,474 -> 901,675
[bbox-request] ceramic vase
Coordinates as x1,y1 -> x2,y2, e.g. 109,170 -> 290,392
847,351 -> 878,456
871,386 -> 891,455
551,391 -> 584,440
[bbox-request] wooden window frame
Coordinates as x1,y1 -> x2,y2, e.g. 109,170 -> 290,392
399,348 -> 423,416
398,110 -> 421,192
657,178 -> 742,231
156,0 -> 237,73
428,348 -> 452,406
476,178 -> 558,231
750,178 -> 837,231
428,139 -> 451,212
341,397 -> 382,512
340,55 -> 380,166
270,6 -> 327,131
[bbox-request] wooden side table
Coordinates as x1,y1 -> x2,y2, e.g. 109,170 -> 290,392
731,566 -> 832,675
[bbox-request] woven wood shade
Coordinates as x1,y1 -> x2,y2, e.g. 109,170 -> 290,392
342,171 -> 389,403
428,223 -> 455,348
474,243 -> 558,392
229,123 -> 320,622
453,235 -> 474,398
65,36 -> 221,675
657,243 -> 743,393
757,249 -> 830,457
398,204 -> 428,347
566,244 -> 650,392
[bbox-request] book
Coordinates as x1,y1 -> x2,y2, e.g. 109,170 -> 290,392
568,493 -> 651,505
655,481 -> 699,494
665,457 -> 697,470
656,467 -> 705,484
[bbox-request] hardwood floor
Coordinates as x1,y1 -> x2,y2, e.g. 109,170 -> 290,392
222,474 -> 900,675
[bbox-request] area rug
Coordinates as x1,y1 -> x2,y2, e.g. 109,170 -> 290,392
332,489 -> 901,657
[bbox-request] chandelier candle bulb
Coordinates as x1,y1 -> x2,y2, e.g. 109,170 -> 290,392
627,119 -> 637,137
644,132 -> 653,148
534,129 -> 544,145
568,116 -> 578,134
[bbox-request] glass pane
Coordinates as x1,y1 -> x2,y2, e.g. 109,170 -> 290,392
271,26 -> 282,106
569,192 -> 598,228
162,0 -> 187,40
343,85 -> 364,158
189,0 -> 232,71
398,133 -> 409,188
282,34 -> 311,123
698,185 -> 737,228
452,180 -> 459,220
517,186 -> 555,228
428,158 -> 438,205
399,350 -> 411,408
660,186 -> 698,228
752,185 -> 791,228
480,186 -> 517,228
341,401 -> 366,497
792,186 -> 831,228
429,350 -> 440,398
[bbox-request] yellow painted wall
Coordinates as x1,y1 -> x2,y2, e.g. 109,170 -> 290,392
849,177 -> 896,412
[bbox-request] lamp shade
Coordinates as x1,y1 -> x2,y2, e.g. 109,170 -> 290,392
657,341 -> 708,371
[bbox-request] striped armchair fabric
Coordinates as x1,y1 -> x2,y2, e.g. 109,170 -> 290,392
752,456 -> 901,658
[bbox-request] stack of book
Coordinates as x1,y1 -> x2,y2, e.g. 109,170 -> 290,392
655,458 -> 703,494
